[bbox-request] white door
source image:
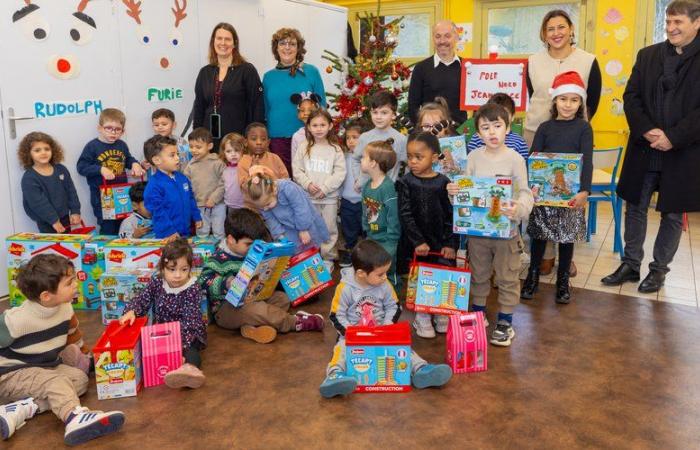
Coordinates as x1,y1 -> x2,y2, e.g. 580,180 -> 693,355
0,90 -> 15,296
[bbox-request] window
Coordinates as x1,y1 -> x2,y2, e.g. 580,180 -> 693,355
358,13 -> 431,58
636,0 -> 673,49
654,0 -> 672,43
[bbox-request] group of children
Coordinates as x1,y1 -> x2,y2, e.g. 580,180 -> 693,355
3,69 -> 594,445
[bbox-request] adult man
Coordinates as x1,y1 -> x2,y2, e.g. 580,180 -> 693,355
407,20 -> 467,125
603,0 -> 700,293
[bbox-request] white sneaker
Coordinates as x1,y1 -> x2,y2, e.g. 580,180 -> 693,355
434,315 -> 449,333
413,313 -> 436,338
323,260 -> 335,275
0,398 -> 38,440
64,406 -> 125,446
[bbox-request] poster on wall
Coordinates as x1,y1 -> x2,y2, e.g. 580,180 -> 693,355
459,59 -> 528,111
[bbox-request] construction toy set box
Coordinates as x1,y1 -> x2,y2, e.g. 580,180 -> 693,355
100,182 -> 133,221
93,318 -> 147,400
528,152 -> 583,207
279,247 -> 334,306
452,176 -> 516,238
446,312 -> 488,373
433,135 -> 468,180
100,268 -> 155,325
412,260 -> 471,315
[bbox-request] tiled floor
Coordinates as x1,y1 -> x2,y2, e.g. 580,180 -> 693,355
528,202 -> 700,307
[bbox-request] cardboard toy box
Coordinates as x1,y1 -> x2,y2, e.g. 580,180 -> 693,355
452,176 -> 516,238
413,261 -> 471,315
446,312 -> 488,373
280,247 -> 334,306
190,236 -> 218,278
93,317 -> 147,400
346,322 -> 412,393
78,235 -> 113,310
225,240 -> 295,307
104,238 -> 166,271
528,152 -> 583,207
100,268 -> 155,325
101,183 -> 133,220
433,135 -> 467,180
6,233 -> 92,307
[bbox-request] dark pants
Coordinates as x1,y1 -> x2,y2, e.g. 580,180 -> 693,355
98,219 -> 122,236
37,216 -> 70,233
531,239 -> 573,277
269,137 -> 293,176
622,170 -> 683,273
183,341 -> 205,368
340,199 -> 362,251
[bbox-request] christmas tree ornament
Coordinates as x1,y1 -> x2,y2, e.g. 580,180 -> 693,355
369,35 -> 376,43
325,65 -> 333,74
391,72 -> 399,81
363,76 -> 373,86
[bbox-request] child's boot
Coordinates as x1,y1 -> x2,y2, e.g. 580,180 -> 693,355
0,398 -> 38,440
295,311 -> 324,331
520,267 -> 540,299
63,406 -> 125,446
412,364 -> 452,389
241,325 -> 277,344
413,313 -> 436,338
164,363 -> 206,389
555,270 -> 571,304
319,372 -> 357,398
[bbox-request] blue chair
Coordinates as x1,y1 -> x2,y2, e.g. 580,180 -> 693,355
587,147 -> 624,256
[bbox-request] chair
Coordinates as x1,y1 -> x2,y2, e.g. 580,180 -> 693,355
587,147 -> 624,256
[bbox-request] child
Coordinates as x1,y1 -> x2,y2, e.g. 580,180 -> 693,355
18,132 -> 81,233
184,128 -> 226,240
360,140 -> 400,287
468,93 -> 529,160
220,133 -> 246,212
143,135 -> 202,241
352,90 -> 408,187
320,239 -> 452,398
0,254 -> 124,445
120,238 -> 207,389
77,108 -> 144,235
396,132 -> 458,339
289,92 -> 321,164
447,103 -> 534,347
118,181 -> 152,238
238,123 -> 289,187
292,109 -> 346,270
521,71 -> 592,305
148,108 -> 190,171
416,96 -> 454,137
339,120 -> 366,267
199,208 -> 324,343
244,171 -> 329,255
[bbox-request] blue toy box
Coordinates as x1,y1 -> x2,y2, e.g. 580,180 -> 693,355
100,268 -> 155,325
78,235 -> 112,310
433,135 -> 467,180
346,322 -> 412,393
452,176 -> 517,238
413,260 -> 471,315
101,183 -> 133,220
280,247 -> 334,306
528,152 -> 583,207
190,236 -> 218,278
225,240 -> 295,307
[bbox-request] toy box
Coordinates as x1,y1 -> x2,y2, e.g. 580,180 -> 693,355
190,236 -> 218,278
6,233 -> 91,307
346,322 -> 412,393
100,182 -> 133,220
93,317 -> 147,400
280,247 -> 334,306
225,240 -> 295,307
433,135 -> 467,180
413,259 -> 470,315
100,268 -> 155,325
105,238 -> 166,271
78,235 -> 112,310
528,152 -> 583,207
452,176 -> 517,238
446,312 -> 488,373
141,321 -> 183,388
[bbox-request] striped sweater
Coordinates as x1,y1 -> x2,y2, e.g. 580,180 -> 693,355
198,241 -> 245,314
0,301 -> 73,375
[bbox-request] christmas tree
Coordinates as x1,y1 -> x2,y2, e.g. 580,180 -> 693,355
322,2 -> 412,128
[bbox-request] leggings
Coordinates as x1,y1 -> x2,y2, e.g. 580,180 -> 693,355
531,239 -> 574,277
183,341 -> 205,368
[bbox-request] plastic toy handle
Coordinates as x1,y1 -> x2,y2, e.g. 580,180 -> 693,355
411,251 -> 469,270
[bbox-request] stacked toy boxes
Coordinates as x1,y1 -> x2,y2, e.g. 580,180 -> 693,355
100,268 -> 155,325
452,176 -> 517,238
279,247 -> 334,306
528,152 -> 583,207
78,234 -> 112,310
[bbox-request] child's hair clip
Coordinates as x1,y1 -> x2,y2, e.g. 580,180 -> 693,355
430,120 -> 450,137
290,91 -> 321,106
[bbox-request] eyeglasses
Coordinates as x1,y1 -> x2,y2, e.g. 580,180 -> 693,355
278,40 -> 298,48
102,126 -> 123,134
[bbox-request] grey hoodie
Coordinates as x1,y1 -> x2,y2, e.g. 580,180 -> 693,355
328,274 -> 401,335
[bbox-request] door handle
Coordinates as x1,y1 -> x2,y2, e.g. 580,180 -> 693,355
7,107 -> 35,139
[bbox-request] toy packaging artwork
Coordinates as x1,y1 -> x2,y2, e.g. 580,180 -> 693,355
92,317 -> 147,400
446,312 -> 488,373
225,240 -> 295,307
345,322 -> 412,393
100,268 -> 155,325
141,322 -> 183,388
280,247 -> 334,306
105,238 -> 166,271
432,135 -> 467,180
452,176 -> 517,238
100,182 -> 133,220
411,258 -> 470,315
190,236 -> 218,278
79,235 -> 112,311
528,152 -> 583,207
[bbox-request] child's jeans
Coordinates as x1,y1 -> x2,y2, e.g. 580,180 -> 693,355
197,204 -> 226,240
327,336 -> 427,376
214,291 -> 297,332
340,198 -> 362,251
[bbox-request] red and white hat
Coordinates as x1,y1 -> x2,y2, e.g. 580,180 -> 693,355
549,71 -> 587,100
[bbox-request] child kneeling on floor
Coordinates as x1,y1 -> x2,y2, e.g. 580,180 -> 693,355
120,238 -> 207,389
320,239 -> 453,398
199,208 -> 324,343
0,254 -> 124,446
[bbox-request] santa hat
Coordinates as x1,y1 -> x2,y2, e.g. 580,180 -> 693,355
549,71 -> 587,100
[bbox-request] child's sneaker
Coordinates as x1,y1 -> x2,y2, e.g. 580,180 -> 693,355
412,364 -> 453,389
413,313 -> 436,338
490,320 -> 515,347
319,372 -> 357,398
241,325 -> 277,344
295,311 -> 324,331
434,315 -> 449,334
323,260 -> 335,275
164,363 -> 206,389
63,406 -> 125,446
59,344 -> 91,375
1,398 -> 38,440
339,252 -> 352,268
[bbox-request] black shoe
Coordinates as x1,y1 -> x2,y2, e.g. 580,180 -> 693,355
555,271 -> 571,304
520,267 -> 540,300
638,270 -> 666,293
339,252 -> 352,268
601,263 -> 640,286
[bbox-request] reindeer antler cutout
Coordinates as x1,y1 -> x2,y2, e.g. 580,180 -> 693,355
77,0 -> 90,12
172,0 -> 187,28
122,0 -> 142,25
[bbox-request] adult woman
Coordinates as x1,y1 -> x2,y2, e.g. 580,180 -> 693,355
525,10 -> 602,277
193,23 -> 264,148
263,28 -> 326,174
